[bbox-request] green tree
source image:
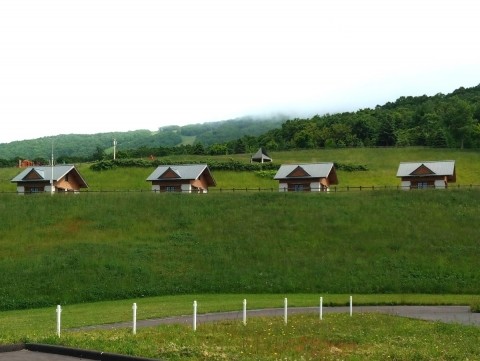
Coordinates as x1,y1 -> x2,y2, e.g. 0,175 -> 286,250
442,97 -> 475,148
92,146 -> 106,161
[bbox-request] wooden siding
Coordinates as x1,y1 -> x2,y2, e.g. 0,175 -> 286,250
410,164 -> 435,176
280,177 -> 330,192
401,175 -> 448,188
56,172 -> 83,191
159,168 -> 181,179
287,166 -> 310,178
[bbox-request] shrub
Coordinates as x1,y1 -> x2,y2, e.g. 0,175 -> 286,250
471,299 -> 480,313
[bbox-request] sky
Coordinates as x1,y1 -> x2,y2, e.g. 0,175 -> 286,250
1,0 -> 480,144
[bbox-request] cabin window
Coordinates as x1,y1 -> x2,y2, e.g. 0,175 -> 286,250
293,184 -> 304,192
417,182 -> 428,189
165,186 -> 177,192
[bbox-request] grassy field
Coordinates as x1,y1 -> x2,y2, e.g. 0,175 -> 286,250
38,313 -> 480,360
1,147 -> 479,359
1,294 -> 480,359
1,147 -> 480,192
3,293 -> 478,342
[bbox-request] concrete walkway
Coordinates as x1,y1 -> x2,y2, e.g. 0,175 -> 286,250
74,305 -> 480,331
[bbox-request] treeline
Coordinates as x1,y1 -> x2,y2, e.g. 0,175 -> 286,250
254,85 -> 480,150
0,117 -> 285,162
101,84 -> 480,159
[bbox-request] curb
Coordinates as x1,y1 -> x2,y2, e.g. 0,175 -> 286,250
0,343 -> 161,361
0,343 -> 24,353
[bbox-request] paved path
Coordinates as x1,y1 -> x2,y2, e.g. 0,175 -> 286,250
74,305 -> 480,331
0,349 -> 89,361
2,306 -> 479,360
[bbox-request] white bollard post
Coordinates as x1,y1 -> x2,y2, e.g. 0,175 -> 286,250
243,299 -> 247,326
193,300 -> 197,331
132,303 -> 137,335
320,297 -> 323,320
56,305 -> 62,337
350,296 -> 353,317
284,298 -> 288,325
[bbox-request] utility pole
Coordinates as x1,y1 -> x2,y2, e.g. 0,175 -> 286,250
50,142 -> 54,195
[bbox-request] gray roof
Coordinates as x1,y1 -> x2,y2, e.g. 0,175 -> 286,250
274,163 -> 335,180
11,165 -> 88,187
251,147 -> 272,162
146,164 -> 216,185
396,160 -> 455,177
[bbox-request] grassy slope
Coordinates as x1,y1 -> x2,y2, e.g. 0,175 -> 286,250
0,189 -> 479,311
0,147 -> 479,310
1,148 -> 480,357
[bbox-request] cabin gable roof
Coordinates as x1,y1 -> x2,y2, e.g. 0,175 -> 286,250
274,163 -> 338,184
23,168 -> 45,180
11,165 -> 89,188
396,160 -> 456,181
159,167 -> 182,179
286,165 -> 311,178
146,164 -> 216,186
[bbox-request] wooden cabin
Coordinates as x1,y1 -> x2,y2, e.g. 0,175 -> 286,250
11,165 -> 88,194
273,163 -> 338,192
146,164 -> 216,193
396,160 -> 456,190
18,159 -> 35,168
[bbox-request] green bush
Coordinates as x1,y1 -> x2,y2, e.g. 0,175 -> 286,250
90,158 -> 367,173
471,299 -> 480,312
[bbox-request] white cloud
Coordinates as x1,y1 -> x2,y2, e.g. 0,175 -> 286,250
1,0 -> 479,143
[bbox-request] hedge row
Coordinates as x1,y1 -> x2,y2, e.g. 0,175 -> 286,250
89,158 -> 367,172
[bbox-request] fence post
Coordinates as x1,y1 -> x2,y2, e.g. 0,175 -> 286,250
350,296 -> 353,316
193,300 -> 197,331
243,299 -> 247,326
132,303 -> 137,335
56,305 -> 62,337
319,297 -> 323,320
284,298 -> 288,325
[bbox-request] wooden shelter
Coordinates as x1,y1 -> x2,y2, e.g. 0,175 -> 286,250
146,164 -> 216,193
396,160 -> 456,189
11,165 -> 88,194
273,163 -> 338,192
251,147 -> 272,163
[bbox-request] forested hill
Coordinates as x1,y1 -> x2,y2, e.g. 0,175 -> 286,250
0,116 -> 286,162
252,84 -> 480,151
